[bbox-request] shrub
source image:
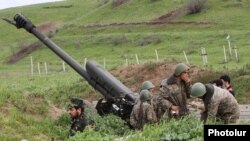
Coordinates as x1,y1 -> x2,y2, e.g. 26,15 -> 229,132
186,0 -> 207,14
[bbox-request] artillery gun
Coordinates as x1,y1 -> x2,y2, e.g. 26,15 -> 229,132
2,13 -> 137,127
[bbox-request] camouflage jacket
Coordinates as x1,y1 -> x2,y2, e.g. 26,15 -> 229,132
157,75 -> 191,119
204,85 -> 240,124
130,101 -> 157,130
69,114 -> 90,136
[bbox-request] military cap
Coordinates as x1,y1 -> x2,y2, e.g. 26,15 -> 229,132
68,98 -> 84,109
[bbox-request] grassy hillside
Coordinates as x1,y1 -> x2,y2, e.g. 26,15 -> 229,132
1,0 -> 250,70
0,0 -> 250,140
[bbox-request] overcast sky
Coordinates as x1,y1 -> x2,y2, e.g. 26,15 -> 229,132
0,0 -> 64,10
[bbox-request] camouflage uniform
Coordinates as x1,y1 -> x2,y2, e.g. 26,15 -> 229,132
203,85 -> 240,124
130,101 -> 157,130
69,113 -> 91,136
157,76 -> 191,120
68,98 -> 94,136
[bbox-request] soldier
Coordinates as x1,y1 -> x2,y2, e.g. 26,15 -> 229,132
157,63 -> 191,120
130,90 -> 157,130
220,74 -> 236,96
191,82 -> 240,124
140,80 -> 160,121
68,98 -> 95,136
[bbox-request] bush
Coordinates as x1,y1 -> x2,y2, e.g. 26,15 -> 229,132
186,0 -> 207,14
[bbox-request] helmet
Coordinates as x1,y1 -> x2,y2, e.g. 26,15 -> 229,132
191,82 -> 206,97
174,63 -> 189,76
141,81 -> 155,91
140,90 -> 152,102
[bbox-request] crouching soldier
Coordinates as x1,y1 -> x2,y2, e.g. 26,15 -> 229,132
191,82 -> 240,124
68,98 -> 95,136
130,90 -> 157,130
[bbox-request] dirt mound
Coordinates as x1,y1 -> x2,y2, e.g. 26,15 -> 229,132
111,61 -> 214,92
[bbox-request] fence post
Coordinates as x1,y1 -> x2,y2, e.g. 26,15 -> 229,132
37,62 -> 41,76
30,56 -> 33,77
155,49 -> 159,62
227,35 -> 232,60
183,51 -> 189,65
44,62 -> 48,74
135,54 -> 140,64
201,48 -> 207,65
84,58 -> 87,69
223,45 -> 227,63
62,61 -> 66,72
233,45 -> 239,62
125,58 -> 128,66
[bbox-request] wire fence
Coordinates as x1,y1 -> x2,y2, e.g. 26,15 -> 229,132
0,43 -> 240,79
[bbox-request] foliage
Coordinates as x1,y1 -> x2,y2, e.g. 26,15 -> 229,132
126,114 -> 203,141
66,114 -> 130,141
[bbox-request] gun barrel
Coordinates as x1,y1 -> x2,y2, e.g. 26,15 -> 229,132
86,61 -> 136,102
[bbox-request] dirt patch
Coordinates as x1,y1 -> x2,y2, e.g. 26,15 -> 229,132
153,8 -> 186,23
6,22 -> 60,64
6,42 -> 41,64
36,22 -> 60,34
48,104 -> 63,120
0,102 -> 13,114
82,6 -> 213,28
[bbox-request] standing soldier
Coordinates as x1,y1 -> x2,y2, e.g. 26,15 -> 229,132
191,82 -> 240,124
68,98 -> 94,137
130,90 -> 157,130
157,63 -> 191,120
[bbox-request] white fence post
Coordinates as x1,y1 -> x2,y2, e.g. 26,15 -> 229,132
135,54 -> 140,64
125,58 -> 128,66
183,51 -> 189,65
37,62 -> 41,76
201,48 -> 207,65
227,35 -> 232,60
44,62 -> 48,74
84,58 -> 87,68
234,45 -> 239,62
155,49 -> 159,62
30,56 -> 33,77
62,61 -> 66,72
